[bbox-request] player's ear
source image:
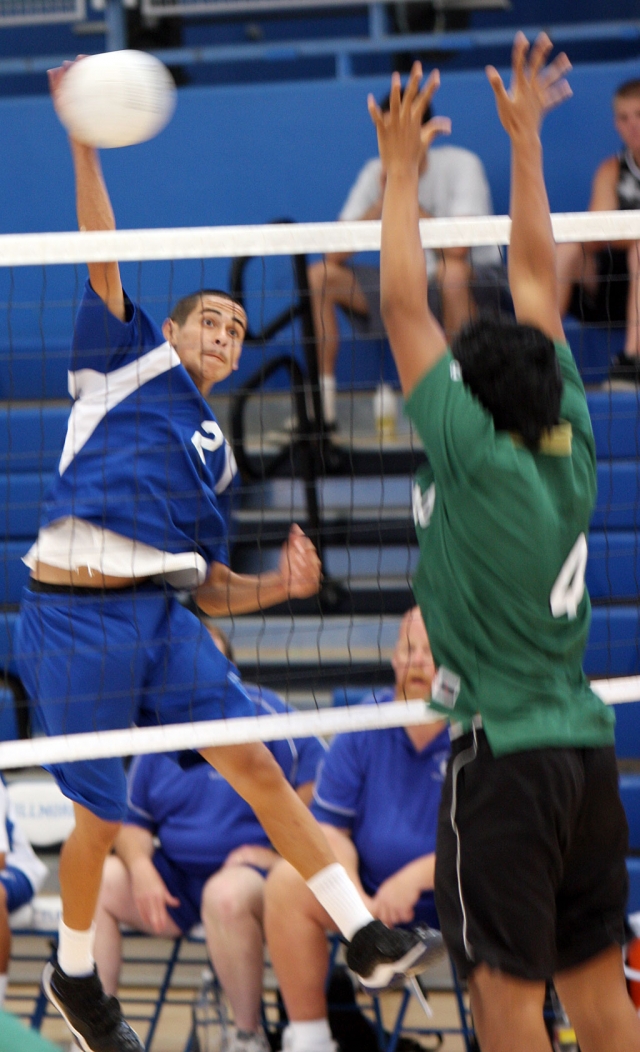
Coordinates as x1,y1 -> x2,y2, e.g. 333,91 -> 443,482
162,317 -> 175,345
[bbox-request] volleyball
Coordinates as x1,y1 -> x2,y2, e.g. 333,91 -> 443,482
55,50 -> 176,149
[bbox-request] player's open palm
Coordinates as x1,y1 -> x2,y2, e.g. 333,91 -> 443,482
368,64 -> 449,176
486,31 -> 572,141
279,523 -> 322,599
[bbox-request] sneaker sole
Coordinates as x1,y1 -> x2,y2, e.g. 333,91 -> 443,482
356,937 -> 446,991
42,962 -> 95,1052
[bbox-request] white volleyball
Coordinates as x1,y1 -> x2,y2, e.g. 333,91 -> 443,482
56,50 -> 176,149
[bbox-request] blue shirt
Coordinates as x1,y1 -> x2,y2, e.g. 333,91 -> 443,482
40,282 -> 237,571
311,689 -> 450,914
124,687 -> 326,874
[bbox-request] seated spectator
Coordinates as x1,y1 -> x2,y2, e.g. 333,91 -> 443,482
556,79 -> 640,385
265,607 -> 449,1052
307,94 -> 508,430
0,774 -> 48,1010
92,628 -> 325,1052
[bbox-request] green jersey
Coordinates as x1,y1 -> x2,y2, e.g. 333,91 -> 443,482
405,341 -> 614,756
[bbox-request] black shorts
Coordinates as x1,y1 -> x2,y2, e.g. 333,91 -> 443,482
568,248 -> 629,325
435,729 -> 629,982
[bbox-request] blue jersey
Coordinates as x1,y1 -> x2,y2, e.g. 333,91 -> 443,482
124,687 -> 326,874
311,690 -> 450,914
40,282 -> 237,571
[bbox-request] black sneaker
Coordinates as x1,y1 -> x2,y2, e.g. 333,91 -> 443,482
608,352 -> 640,388
345,921 -> 445,992
42,958 -> 143,1051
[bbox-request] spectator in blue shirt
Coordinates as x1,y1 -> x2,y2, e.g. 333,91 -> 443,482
265,607 -> 449,1052
92,627 -> 325,1052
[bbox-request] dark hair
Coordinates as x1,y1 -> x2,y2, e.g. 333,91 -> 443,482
379,90 -> 432,125
170,289 -> 242,327
615,79 -> 640,101
451,318 -> 563,451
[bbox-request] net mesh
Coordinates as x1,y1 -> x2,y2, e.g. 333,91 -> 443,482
0,211 -> 638,771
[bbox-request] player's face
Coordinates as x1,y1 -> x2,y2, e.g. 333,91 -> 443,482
614,94 -> 640,155
391,611 -> 436,701
168,295 -> 247,394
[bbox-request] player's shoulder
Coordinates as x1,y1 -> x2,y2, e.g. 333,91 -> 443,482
593,154 -> 620,186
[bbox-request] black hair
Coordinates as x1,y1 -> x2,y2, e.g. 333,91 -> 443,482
451,318 -> 563,451
615,79 -> 640,101
379,90 -> 432,125
170,289 -> 242,327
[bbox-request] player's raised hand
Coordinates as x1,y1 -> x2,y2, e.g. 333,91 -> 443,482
486,32 -> 572,141
278,523 -> 322,599
368,64 -> 450,176
47,57 -> 86,119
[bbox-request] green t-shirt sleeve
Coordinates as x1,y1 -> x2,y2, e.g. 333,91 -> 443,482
405,352 -> 496,480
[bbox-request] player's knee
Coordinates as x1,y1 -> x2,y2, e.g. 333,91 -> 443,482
97,854 -> 130,915
266,859 -> 308,917
205,867 -> 265,929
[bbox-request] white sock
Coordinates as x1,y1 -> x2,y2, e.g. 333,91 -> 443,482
306,863 -> 373,941
57,919 -> 95,978
284,1019 -> 334,1052
0,973 -> 7,1008
319,375 -> 336,425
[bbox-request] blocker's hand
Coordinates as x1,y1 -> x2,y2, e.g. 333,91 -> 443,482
367,63 -> 451,177
486,32 -> 572,141
278,523 -> 322,599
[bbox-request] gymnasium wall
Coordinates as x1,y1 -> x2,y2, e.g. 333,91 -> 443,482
0,55 -> 637,393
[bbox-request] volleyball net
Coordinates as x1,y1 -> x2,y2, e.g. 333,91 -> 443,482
0,209 -> 638,771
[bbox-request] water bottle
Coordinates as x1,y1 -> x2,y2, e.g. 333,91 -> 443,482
192,968 -> 228,1052
547,984 -> 578,1052
372,383 -> 397,438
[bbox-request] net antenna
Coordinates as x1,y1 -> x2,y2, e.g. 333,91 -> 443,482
0,209 -> 637,773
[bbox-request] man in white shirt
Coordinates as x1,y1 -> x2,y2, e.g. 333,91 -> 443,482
308,92 -> 508,429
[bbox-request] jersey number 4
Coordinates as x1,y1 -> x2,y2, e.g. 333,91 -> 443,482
550,533 -> 588,620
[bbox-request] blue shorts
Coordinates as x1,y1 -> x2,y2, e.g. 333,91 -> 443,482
1,866 -> 35,914
16,585 -> 255,822
153,849 -> 269,933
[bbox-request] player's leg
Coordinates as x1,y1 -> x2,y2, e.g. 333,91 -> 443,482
0,882 -> 9,1008
553,945 -> 640,1052
626,241 -> 640,357
200,865 -> 267,1037
468,966 -> 551,1052
551,746 -> 636,1050
435,732 -> 583,1051
94,855 -> 182,996
307,260 -> 369,425
265,858 -> 337,1042
60,804 -> 121,933
150,601 -> 443,989
15,587 -> 159,1051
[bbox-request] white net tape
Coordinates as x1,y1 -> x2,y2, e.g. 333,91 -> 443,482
0,209 -> 638,266
0,679 -> 634,770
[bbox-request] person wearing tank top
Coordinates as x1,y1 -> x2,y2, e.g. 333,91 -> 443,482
557,78 -> 640,385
